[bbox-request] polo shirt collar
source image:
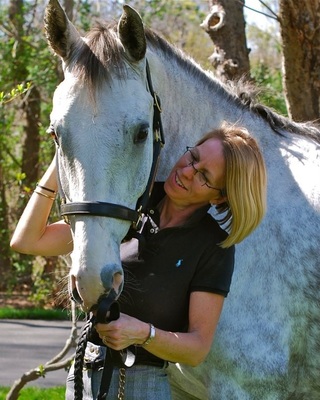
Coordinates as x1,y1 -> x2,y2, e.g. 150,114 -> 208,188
147,182 -> 210,229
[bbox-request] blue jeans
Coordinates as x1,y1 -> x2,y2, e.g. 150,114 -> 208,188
66,342 -> 172,400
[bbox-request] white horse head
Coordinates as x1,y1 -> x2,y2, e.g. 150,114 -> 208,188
45,1 -> 320,398
45,1 -> 156,311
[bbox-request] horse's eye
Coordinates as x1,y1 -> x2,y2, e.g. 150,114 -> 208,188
46,125 -> 59,146
134,126 -> 149,144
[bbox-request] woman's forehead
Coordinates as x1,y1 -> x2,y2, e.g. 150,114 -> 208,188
197,138 -> 225,181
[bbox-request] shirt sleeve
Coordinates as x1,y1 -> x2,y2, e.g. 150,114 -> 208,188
190,244 -> 235,297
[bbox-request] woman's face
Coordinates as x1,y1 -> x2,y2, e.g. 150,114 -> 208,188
164,138 -> 226,209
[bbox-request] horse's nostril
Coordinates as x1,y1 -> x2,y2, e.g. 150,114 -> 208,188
70,275 -> 83,304
100,264 -> 123,292
71,287 -> 83,304
113,272 -> 123,294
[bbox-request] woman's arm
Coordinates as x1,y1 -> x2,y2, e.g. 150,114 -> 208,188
10,157 -> 73,256
95,291 -> 224,366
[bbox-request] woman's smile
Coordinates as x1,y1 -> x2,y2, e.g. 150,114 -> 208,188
175,171 -> 187,190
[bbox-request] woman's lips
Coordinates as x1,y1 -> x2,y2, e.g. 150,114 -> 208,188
175,171 -> 187,190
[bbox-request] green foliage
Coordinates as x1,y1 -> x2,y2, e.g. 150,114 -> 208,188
78,0 -> 93,31
0,82 -> 31,105
28,276 -> 53,308
0,386 -> 65,400
251,63 -> 288,116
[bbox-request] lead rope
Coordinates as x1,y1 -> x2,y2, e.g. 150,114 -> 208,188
74,316 -> 93,400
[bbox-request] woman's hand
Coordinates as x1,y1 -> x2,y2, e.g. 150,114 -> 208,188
95,313 -> 150,350
95,292 -> 224,366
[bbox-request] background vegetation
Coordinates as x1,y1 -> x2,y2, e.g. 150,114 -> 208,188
0,386 -> 65,400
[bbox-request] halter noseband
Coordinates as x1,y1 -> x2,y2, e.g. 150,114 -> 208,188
59,60 -> 165,229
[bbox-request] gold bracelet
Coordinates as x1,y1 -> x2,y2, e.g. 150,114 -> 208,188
34,188 -> 56,201
36,184 -> 56,194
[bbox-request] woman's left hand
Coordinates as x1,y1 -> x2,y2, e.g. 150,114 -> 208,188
95,313 -> 149,350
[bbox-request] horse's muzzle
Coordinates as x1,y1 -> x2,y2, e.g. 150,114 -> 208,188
69,270 -> 124,312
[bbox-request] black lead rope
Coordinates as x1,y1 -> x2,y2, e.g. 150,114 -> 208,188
74,290 -> 120,400
97,301 -> 136,400
74,315 -> 94,400
96,293 -> 121,400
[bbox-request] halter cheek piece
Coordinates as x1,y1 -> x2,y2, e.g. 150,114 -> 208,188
58,60 -> 165,231
55,60 -> 165,400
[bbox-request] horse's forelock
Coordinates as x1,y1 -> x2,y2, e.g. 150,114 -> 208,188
66,22 -> 126,94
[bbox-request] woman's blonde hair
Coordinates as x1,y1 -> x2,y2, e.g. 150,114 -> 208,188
197,122 -> 267,248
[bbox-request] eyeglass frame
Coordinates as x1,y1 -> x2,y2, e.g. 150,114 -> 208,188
184,146 -> 226,197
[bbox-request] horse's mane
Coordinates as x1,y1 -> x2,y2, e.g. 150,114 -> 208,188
67,21 -> 320,144
145,29 -> 320,144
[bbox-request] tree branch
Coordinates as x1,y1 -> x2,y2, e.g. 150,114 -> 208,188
238,0 -> 278,21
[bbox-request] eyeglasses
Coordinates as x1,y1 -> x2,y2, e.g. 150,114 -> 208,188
185,146 -> 226,196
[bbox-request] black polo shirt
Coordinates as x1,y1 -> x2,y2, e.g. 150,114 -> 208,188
119,183 -> 235,333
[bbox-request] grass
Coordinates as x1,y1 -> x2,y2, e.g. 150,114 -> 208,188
0,386 -> 65,400
0,307 -> 85,320
0,307 -> 71,320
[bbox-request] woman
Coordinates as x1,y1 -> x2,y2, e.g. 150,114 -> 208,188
11,122 -> 267,399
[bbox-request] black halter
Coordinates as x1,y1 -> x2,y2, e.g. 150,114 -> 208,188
59,59 -> 165,229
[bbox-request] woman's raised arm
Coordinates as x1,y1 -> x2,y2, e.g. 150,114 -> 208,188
10,157 -> 73,256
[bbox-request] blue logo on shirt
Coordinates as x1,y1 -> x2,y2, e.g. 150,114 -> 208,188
176,259 -> 183,267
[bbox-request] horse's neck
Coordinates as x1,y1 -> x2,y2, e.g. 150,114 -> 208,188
148,50 -> 245,180
148,48 -> 320,203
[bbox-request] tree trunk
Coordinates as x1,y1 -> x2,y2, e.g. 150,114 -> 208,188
8,0 -> 41,286
0,161 -> 11,288
201,0 -> 251,81
21,86 -> 41,187
279,0 -> 320,121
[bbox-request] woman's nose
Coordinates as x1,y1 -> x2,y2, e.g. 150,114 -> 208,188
182,164 -> 197,179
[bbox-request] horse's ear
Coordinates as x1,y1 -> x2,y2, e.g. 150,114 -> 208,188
118,5 -> 146,62
44,0 -> 81,59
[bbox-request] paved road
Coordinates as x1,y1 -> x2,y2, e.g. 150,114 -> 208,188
0,319 -> 83,388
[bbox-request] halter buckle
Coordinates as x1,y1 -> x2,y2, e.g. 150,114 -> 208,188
131,205 -> 143,231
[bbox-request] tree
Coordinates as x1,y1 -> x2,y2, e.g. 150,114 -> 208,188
0,0 -> 61,293
279,0 -> 320,121
9,0 -> 41,187
201,0 -> 251,81
245,1 -> 286,115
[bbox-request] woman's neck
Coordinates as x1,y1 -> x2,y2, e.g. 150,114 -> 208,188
158,196 -> 203,229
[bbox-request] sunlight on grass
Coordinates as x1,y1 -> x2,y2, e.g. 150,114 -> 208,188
0,386 -> 65,400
